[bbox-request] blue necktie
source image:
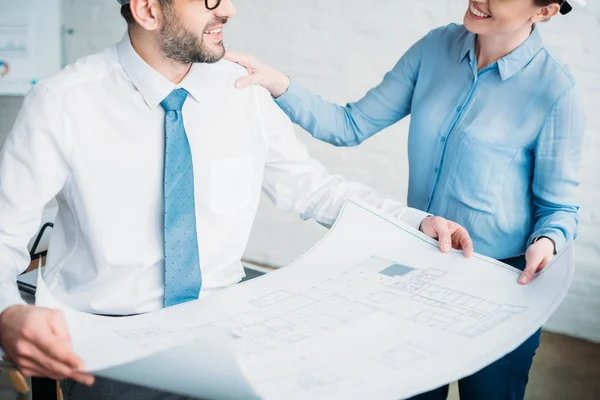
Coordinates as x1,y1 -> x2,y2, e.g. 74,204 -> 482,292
160,88 -> 202,307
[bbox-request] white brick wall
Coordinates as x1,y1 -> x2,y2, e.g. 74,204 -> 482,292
228,1 -> 600,342
1,0 -> 598,341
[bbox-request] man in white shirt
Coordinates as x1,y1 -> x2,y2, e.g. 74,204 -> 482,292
0,0 -> 473,398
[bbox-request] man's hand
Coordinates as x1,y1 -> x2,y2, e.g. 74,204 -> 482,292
224,51 -> 291,98
419,216 -> 474,257
519,238 -> 555,285
0,305 -> 94,385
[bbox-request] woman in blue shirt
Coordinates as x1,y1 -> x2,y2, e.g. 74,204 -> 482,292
226,0 -> 585,398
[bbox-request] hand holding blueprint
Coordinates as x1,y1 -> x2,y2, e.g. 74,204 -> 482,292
33,200 -> 574,399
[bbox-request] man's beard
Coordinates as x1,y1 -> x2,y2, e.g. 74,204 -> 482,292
158,6 -> 226,65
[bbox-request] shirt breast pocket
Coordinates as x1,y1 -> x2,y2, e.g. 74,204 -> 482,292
209,155 -> 255,215
444,132 -> 518,216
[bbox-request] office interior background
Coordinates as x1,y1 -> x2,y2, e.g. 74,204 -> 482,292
0,0 -> 598,398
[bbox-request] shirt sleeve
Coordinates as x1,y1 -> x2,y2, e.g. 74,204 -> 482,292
0,84 -> 71,316
528,83 -> 585,253
257,87 -> 429,230
273,31 -> 431,147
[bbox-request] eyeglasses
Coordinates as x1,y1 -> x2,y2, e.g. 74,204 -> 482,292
205,0 -> 221,10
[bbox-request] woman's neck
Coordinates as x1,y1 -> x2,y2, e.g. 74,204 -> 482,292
475,24 -> 534,71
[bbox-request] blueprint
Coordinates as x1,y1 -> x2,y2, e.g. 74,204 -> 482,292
33,200 -> 574,400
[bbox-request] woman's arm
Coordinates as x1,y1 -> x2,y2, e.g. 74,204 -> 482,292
529,83 -> 584,251
226,33 -> 430,147
519,82 -> 585,284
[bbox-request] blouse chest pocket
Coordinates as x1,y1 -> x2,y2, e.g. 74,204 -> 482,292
209,155 -> 255,215
443,132 -> 518,216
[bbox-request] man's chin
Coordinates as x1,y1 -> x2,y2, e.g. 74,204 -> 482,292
188,45 -> 224,64
205,44 -> 226,64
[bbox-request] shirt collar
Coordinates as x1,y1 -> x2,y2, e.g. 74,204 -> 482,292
459,30 -> 476,64
459,25 -> 544,81
116,31 -> 202,109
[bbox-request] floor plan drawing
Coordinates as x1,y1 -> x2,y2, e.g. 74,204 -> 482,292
207,253 -> 530,362
31,200 -> 574,400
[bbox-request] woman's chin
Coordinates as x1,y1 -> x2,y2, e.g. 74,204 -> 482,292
463,14 -> 492,35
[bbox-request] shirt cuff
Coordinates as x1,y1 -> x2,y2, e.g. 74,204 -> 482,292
399,207 -> 431,232
0,283 -> 27,318
528,228 -> 565,254
273,79 -> 308,115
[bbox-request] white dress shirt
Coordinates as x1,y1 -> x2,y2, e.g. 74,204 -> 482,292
0,33 -> 427,316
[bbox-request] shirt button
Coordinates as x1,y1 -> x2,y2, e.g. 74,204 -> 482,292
434,167 -> 439,173
440,136 -> 446,143
456,107 -> 462,112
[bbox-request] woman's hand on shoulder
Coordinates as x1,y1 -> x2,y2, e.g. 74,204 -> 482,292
224,51 -> 291,98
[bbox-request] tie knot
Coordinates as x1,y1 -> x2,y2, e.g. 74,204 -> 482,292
160,88 -> 188,112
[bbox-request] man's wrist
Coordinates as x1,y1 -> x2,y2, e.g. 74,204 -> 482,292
0,305 -> 25,337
